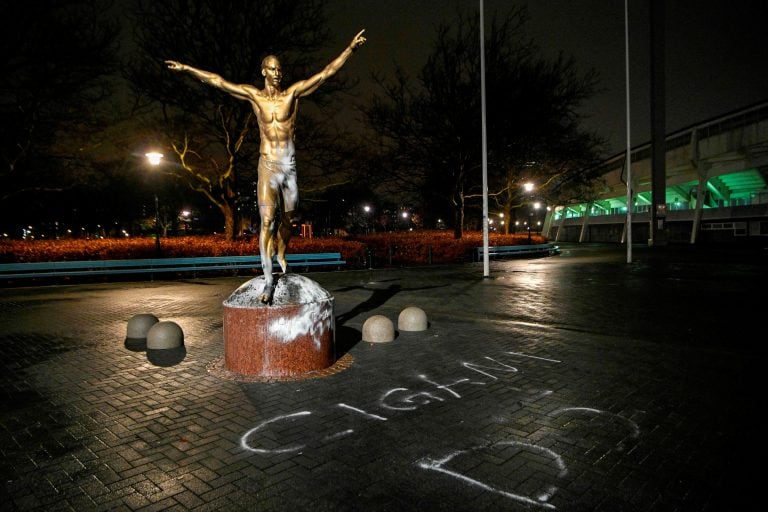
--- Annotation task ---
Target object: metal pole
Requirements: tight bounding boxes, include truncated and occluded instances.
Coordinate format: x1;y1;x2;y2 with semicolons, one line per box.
480;0;490;278
624;0;633;263
527;210;532;243
154;193;161;256
145;151;164;257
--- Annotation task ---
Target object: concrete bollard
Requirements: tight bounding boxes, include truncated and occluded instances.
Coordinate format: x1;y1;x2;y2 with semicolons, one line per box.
398;306;428;332
146;321;184;349
362;315;395;343
126;313;159;340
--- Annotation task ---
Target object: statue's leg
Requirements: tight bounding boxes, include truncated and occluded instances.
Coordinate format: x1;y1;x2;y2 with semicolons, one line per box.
277;169;299;274
276;210;294;273
258;206;277;303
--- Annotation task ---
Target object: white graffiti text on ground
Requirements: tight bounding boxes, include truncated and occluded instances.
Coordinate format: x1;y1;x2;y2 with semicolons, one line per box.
239;350;640;509
417;441;567;510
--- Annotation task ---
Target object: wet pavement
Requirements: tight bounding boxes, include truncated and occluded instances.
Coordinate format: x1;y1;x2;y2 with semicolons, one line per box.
0;242;765;511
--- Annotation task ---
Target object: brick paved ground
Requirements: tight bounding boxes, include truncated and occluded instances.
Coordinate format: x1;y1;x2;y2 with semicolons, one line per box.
0;243;764;511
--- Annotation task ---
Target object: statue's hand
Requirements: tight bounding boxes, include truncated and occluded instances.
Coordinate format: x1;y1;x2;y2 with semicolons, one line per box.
351;29;366;50
165;60;183;71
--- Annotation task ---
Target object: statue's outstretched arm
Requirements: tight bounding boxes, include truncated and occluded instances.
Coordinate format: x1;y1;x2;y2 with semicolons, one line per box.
292;29;366;97
165;60;252;101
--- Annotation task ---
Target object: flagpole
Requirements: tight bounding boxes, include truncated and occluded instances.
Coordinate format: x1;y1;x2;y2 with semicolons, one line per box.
624;0;633;263
480;0;490;277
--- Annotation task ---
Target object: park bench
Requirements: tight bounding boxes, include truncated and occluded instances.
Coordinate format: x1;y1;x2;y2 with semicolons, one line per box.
0;253;345;280
476;243;560;260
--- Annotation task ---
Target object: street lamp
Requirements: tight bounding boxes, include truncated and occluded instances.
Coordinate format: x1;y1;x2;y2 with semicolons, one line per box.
180;210;191;233
523;182;535;243
400;210;409;231
533;202;542;236
363;204;372;234
145;152;164;255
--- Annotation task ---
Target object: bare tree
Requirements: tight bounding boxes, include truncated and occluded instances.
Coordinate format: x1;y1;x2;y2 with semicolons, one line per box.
362;4;604;239
0;0;119;221
125;0;356;240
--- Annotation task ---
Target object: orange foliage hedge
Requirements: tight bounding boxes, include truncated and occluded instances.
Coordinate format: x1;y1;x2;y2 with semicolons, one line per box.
352;230;547;265
0;231;548;267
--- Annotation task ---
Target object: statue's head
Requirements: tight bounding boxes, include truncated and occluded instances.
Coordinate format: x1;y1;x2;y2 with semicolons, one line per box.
261;55;282;88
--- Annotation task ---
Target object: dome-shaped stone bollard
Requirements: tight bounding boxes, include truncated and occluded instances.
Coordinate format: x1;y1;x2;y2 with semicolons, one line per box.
362;315;395;343
146;321;184;349
126;313;159;340
398;306;428;332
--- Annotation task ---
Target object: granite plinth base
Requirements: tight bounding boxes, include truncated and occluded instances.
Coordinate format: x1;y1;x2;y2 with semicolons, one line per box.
222;274;335;378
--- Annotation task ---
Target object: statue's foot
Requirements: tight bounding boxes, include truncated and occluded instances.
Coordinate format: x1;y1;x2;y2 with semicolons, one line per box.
260;281;275;304
259;289;274;304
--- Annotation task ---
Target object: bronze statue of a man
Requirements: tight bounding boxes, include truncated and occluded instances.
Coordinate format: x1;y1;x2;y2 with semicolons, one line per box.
166;29;366;303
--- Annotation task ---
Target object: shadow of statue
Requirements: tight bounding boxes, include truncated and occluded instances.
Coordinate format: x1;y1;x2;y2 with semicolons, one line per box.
333;280;448;357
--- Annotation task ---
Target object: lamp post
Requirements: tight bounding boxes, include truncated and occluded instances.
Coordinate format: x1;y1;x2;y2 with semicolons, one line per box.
363;204;372;234
145;152;164;256
180;210;191;233
523;182;535;243
527;216;532;243
532;202;542;239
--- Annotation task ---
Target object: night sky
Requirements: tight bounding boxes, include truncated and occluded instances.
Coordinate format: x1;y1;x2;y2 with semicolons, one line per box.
326;0;768;156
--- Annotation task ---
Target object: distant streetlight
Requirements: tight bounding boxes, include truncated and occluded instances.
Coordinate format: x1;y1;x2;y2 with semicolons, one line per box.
180;210;192;233
523;182;536;243
362;204;372;233
145;151;164;255
399;210;411;231
145;151;163;166
533;202;542;236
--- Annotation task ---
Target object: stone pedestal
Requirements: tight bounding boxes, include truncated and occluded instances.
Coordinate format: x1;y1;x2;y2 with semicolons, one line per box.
223;274;335;378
